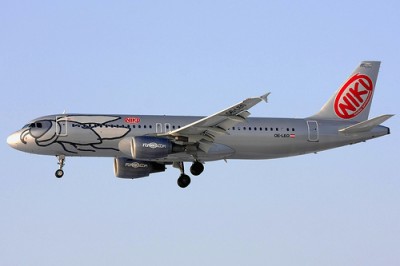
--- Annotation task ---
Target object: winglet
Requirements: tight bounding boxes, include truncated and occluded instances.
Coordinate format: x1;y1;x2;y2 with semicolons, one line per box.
260;92;271;103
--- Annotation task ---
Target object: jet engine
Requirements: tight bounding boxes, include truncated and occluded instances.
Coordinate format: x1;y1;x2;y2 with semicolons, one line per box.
114;157;165;179
119;136;181;160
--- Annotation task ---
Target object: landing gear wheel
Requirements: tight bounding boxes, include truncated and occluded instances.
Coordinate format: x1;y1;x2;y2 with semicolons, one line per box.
55;169;64;178
55;155;66;178
190;161;204;176
177;174;191;188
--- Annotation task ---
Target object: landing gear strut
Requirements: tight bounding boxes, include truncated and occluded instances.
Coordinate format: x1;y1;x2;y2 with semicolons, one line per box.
55;155;65;178
177;162;191;188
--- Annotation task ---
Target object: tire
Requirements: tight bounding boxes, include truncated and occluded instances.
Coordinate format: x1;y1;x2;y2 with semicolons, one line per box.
190;162;204;176
177;174;191;188
55;169;64;178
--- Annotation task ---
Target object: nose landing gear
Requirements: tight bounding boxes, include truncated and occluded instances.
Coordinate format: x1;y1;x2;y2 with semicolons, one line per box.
55;155;65;178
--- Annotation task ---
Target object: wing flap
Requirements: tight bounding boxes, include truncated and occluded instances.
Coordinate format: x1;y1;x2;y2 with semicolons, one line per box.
216;111;251;130
198;126;229;135
198;140;235;156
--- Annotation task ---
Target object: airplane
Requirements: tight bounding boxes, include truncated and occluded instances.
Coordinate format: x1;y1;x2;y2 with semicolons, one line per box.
7;61;393;188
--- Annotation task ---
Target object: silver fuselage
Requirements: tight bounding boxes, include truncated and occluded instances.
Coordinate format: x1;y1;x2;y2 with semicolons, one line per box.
8;114;390;162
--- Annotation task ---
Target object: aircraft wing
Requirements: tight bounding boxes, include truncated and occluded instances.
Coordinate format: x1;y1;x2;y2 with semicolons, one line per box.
159;93;270;152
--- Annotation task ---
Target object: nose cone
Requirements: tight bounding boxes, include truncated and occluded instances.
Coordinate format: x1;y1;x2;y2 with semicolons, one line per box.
7;132;21;149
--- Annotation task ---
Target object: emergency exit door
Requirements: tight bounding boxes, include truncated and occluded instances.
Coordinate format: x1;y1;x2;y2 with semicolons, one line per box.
307;120;319;142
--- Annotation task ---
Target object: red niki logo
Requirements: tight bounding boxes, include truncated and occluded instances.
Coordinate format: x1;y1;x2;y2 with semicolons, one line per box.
334;73;374;119
124;117;141;124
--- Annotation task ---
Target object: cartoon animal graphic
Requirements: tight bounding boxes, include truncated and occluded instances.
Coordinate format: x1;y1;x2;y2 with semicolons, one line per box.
20;115;131;154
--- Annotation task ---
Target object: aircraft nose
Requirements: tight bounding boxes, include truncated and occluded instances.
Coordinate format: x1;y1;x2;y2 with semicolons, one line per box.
7;132;20;148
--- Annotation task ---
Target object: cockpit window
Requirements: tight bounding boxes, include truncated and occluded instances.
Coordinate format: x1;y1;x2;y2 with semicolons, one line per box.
23;122;45;129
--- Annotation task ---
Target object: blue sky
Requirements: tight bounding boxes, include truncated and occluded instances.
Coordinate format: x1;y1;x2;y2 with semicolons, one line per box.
1;1;399;265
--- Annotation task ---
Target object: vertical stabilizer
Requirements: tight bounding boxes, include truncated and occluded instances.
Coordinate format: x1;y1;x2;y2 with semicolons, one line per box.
311;61;380;121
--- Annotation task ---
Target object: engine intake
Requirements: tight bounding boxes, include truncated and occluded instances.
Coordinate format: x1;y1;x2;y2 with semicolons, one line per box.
119;136;173;160
114;157;165;179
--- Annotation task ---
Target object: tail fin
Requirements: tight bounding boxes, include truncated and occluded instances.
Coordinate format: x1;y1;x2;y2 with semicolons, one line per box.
311;61;381;121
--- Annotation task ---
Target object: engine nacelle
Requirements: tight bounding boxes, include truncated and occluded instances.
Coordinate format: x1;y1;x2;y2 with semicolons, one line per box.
118;136;173;160
114;157;165;179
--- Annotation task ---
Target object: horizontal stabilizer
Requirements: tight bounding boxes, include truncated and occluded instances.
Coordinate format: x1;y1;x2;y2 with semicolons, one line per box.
339;114;394;134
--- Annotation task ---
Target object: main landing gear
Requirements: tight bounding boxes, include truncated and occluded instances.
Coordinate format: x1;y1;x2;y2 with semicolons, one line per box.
176;161;204;188
55;155;65;178
190;161;204;176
